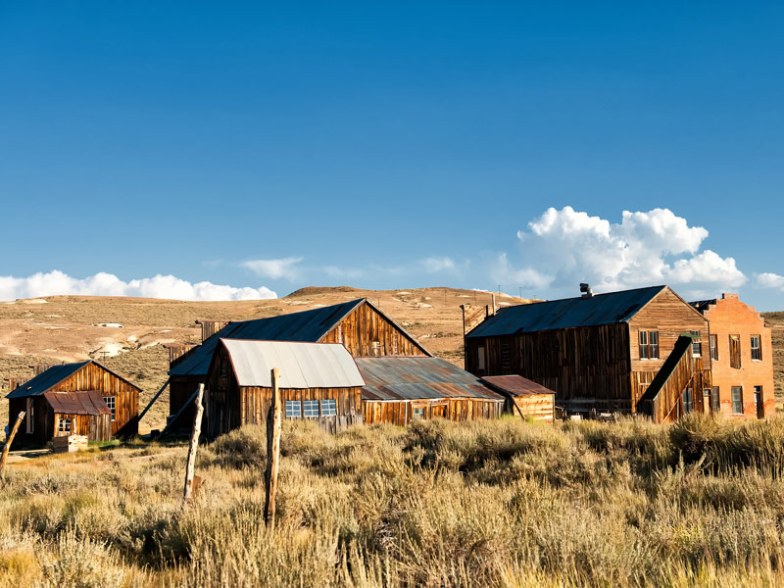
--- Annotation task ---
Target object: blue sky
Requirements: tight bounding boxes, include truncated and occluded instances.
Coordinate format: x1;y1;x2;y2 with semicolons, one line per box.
1;2;783;309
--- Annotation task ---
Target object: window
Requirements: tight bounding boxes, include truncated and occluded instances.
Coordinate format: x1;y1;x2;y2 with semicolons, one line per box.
58;417;71;434
103;396;116;422
690;331;702;357
477;346;485;371
285;400;302;419
709;335;718;360
683;388;693;413
303;400;320;418
413;407;425;419
729;335;741;369
639;330;660;359
320;399;337;417
731;386;744;414
711;387;720;413
751;335;762;361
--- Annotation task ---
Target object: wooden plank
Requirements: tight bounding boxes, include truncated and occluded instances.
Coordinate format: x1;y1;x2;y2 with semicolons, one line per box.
0;411;25;478
264;368;282;528
182;384;205;506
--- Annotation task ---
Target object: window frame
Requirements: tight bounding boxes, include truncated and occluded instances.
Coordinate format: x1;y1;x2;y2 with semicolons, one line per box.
103;396;116;422
638;330;660;360
750;335;762;361
690;331;702;358
302;400;320;419
711;386;720;413
683;388;693;413
285;400;302;419
58;416;72;434
320;399;337;417
731;386;744;415
709;334;718;361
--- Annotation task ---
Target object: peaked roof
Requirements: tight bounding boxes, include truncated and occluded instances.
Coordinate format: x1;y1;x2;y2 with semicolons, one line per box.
466;285;668;338
356;357;503;402
170;298;429;377
218;339;364;389
5;360;141;400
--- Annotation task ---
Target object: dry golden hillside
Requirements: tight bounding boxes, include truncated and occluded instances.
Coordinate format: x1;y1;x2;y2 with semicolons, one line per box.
1;287;781;433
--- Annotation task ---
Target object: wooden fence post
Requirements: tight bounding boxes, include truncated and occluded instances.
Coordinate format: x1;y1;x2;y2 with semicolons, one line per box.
264;368;282;528
182;384;205;505
0;411;26;480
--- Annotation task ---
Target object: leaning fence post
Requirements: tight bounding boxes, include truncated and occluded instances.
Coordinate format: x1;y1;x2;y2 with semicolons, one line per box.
264;367;282;528
182;384;205;505
0;411;26;480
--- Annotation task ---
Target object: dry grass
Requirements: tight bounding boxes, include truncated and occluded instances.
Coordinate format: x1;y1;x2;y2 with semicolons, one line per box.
2;416;784;586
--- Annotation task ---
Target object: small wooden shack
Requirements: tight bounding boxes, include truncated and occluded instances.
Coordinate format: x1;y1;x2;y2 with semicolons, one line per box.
169;298;430;433
480;375;556;423
357;357;505;426
204;339;365;438
6;360;140;446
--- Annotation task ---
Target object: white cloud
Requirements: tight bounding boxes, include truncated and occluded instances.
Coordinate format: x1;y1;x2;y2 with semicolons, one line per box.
497;206;747;298
0;270;276;301
757;272;784;291
420;257;458;273
323;265;364;280
242;257;303;281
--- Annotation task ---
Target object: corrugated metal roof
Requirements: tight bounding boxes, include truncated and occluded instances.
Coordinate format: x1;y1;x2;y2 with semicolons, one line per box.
6;362;90;399
355;357;504;402
481;375;556;397
43;390;111;416
170;299;364;377
466;285;667;338
220;339;365;389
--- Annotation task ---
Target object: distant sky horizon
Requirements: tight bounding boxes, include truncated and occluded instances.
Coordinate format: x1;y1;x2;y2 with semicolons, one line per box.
2;2;783;310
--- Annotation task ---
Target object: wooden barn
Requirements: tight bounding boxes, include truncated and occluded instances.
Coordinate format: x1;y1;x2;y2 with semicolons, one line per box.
690;293;774;419
166;298;429;432
480;375;556;424
465;285;711;422
204;339;365;438
357;357;504;426
5;360;141;446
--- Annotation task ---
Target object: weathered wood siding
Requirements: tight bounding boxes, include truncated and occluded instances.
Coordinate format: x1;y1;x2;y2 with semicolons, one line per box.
8;396;50;447
362;398;503;426
322;302;428;357
466;323;632;411
51;413;113;442
168;376;202;432
512;394;555;424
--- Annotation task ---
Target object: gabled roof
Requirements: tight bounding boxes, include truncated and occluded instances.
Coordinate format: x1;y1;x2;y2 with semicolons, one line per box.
6;360;141;400
356;357;503;402
480;375;556;397
218;339;364;389
466;285;668;338
6;362;89;399
44;390;111;416
170;298;429;378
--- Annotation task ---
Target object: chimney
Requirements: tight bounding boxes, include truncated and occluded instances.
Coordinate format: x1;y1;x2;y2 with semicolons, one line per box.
579;283;593;298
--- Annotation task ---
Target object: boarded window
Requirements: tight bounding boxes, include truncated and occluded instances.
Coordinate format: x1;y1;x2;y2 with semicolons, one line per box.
285;400;302;419
729;335;741;369
711;386;720;412
303;400;320;418
320;399;337;417
639;330;660;359
750;335;762;361
709;335;718;360
103;396;116;422
731;386;743;414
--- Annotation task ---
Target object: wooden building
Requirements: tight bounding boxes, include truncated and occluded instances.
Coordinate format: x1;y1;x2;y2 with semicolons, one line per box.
690;293;774;419
167;298;429;431
204;339;364;438
357;357;504;426
5;361;140;446
480;375;556;424
465;285;711;422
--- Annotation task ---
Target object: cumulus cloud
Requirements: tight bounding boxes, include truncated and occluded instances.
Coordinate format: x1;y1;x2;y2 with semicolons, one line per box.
242;257;303;281
497;206;746;297
0;270;276;301
757;272;784;291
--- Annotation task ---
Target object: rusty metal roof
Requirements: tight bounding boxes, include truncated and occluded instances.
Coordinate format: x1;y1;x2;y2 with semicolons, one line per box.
170;298;430;378
355;357;504;402
220;339;365;389
43;390;111;416
466;285;667;338
481;375;556;397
